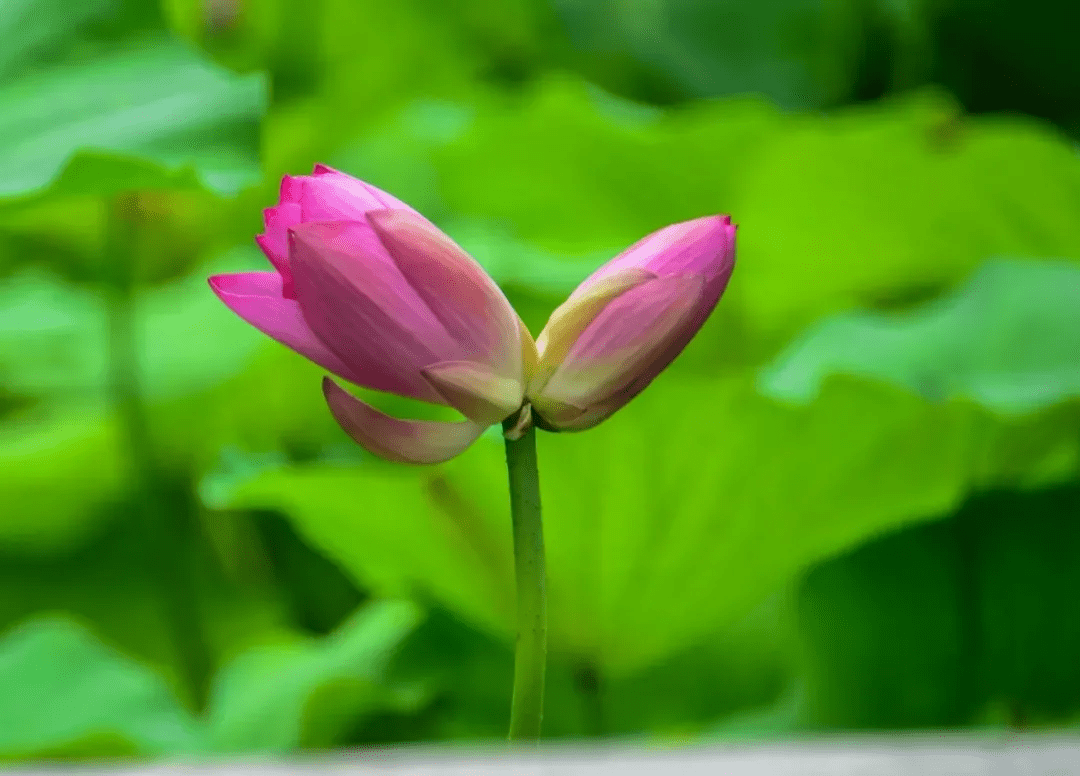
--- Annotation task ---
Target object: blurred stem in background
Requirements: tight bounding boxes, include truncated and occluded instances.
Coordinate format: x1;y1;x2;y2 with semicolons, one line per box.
575;662;605;737
105;194;212;710
503;411;547;741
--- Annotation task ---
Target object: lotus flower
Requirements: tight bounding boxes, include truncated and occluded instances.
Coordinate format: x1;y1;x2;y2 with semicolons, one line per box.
210;165;736;464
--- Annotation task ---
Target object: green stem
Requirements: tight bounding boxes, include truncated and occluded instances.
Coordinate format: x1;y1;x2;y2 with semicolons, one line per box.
502;413;547;741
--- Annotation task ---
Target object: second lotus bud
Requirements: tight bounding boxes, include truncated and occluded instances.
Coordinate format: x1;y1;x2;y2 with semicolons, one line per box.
525;215;737;432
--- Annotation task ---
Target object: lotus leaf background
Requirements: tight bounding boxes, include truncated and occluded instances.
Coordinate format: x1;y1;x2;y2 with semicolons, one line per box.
0;0;1078;759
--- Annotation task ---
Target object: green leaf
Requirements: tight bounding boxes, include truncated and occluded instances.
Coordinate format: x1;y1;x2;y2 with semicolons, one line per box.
597;592;797;737
760;258;1080;416
927;0;1080;140
431;77;774;255
0;615;199;758
555;0;865;107
724;95;1080;345
702;685;808;742
0;602;426;758
0;487;295;713
0;246;329;552
971;484;1080;721
0;406;127;553
378;596;796;740
0;0;266;203
0;271;107;401
203;599;425;752
535;377;977;674
0;246;270;404
797;517;980;728
219;458;517;638
221;370;1077;676
425;81;1080;360
796;481;1080;727
366;605;519;740
311;81;1080;378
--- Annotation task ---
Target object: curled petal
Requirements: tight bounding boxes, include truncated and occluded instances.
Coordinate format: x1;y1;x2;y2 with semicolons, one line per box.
532;266;655;393
288;221;458;402
367;209;522;380
535;274;707;416
421;360;523;426
322;377;485;464
207;272;361;384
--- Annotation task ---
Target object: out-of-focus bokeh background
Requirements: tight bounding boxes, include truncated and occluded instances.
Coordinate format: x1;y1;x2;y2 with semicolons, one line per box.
0;0;1079;759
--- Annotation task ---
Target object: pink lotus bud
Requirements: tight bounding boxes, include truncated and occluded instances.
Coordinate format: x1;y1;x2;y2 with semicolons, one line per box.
210;165;735;463
209;165;534;464
527;216;736;431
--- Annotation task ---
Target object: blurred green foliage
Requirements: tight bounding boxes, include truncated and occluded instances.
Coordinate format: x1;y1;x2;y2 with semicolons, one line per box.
0;599;422;757
0;0;1078;759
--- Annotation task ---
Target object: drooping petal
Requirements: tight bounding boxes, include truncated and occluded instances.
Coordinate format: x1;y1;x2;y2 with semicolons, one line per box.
579;216;736;288
207;272;362;383
421;360;524;426
367;209;522;379
322;377;485;464
288;220;457;403
534;274;707;414
531;266;655;393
